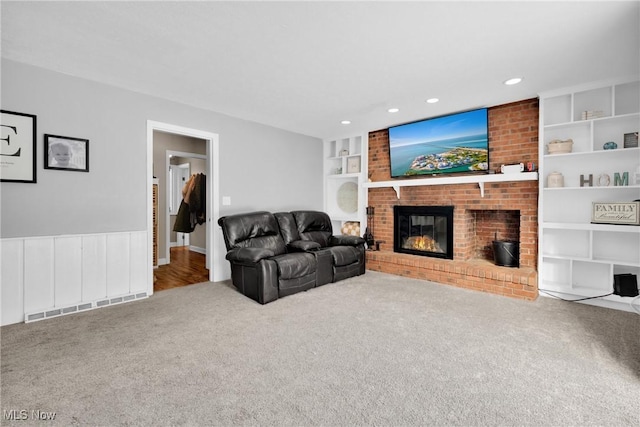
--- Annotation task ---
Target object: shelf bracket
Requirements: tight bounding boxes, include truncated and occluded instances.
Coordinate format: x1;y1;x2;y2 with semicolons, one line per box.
478;182;485;197
392;185;400;199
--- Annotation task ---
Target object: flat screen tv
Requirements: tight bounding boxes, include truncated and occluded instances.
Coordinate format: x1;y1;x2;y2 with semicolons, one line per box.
388;108;489;178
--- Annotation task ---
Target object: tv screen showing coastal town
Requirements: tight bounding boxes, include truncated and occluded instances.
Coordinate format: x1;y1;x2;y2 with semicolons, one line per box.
389;108;488;178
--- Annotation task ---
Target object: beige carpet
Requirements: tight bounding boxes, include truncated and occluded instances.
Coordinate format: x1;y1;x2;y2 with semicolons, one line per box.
1;271;639;426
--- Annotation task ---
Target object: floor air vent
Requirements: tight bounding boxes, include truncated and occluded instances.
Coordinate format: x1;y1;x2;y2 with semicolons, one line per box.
25;292;148;323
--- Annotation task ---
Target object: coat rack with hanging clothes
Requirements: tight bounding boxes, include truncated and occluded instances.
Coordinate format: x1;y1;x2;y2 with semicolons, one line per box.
173;173;206;233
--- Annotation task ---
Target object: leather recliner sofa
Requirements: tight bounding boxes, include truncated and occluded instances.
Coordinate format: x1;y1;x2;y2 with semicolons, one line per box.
218;210;366;304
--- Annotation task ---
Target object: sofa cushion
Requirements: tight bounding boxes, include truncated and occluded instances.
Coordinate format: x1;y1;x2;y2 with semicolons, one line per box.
226;247;275;264
219;211;286;256
328;246;359;267
291;210;333;247
274;212;299;245
330;234;366;246
271;252;316;280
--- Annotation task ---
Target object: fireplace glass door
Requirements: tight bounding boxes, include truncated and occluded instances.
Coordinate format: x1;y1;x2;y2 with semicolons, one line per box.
394;206;454;259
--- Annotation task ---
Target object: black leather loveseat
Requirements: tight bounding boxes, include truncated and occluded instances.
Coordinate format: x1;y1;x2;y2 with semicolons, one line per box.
218;210;365;304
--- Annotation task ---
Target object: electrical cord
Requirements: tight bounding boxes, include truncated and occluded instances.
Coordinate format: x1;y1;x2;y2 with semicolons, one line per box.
538;289;613;302
540;289;640;315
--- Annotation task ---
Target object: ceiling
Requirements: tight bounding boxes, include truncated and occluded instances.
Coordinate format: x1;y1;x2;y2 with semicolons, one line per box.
2;1;639;139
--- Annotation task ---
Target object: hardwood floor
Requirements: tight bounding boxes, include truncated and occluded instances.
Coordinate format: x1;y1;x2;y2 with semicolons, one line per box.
154;247;209;292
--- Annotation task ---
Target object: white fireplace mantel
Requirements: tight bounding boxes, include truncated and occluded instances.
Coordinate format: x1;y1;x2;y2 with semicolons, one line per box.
362;172;539;198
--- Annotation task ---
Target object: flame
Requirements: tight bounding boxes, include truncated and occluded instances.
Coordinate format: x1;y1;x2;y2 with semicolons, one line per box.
403;236;443;252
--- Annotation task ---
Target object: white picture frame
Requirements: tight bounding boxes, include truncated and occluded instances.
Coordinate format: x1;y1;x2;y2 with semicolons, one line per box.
0;110;37;183
347;156;360;174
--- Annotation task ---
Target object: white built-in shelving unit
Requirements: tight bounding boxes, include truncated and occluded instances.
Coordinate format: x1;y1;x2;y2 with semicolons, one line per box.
538;77;640;312
323;134;368;235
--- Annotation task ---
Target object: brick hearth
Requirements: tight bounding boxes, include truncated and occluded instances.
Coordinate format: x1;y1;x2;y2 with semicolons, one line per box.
366;99;539;300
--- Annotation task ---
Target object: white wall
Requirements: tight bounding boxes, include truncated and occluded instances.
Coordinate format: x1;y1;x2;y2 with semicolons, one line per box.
0;59;323;325
0;59;323;238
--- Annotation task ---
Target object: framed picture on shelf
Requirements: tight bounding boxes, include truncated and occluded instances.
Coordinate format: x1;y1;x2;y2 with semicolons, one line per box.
0;110;37;183
44;134;89;172
347;156;361;174
623;132;638;148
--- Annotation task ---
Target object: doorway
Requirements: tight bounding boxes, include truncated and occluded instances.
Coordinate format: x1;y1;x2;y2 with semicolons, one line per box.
169;161;191;249
164;150;207;265
146;120;222;297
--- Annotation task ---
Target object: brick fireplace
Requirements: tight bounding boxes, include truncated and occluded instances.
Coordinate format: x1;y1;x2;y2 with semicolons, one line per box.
366;99;539;300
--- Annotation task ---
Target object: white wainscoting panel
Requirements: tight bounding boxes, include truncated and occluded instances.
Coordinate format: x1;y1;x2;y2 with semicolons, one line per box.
24;238;55;314
1;231;151;326
54;236;83;307
106;233;131;297
1;239;24;325
129;231;148;294
82;234;108;301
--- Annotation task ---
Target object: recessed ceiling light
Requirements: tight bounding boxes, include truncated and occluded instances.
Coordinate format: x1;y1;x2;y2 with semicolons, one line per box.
504;77;523;86
341;120;351;125
426;98;439;104
388;108;399;113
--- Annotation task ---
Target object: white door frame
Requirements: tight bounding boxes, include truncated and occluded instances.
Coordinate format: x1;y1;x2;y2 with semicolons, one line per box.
165;151;203;263
147;120;222;296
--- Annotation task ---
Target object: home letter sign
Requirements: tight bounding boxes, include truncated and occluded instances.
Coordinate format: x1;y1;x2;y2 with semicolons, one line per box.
614;172;629;186
580;174;593;187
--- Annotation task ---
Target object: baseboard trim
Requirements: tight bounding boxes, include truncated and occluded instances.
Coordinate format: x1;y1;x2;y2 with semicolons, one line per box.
190;245;206;255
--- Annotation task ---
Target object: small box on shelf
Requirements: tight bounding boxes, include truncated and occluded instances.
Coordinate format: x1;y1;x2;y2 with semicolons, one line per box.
591;201;640;225
581;110;605;120
613;274;639;297
623;132;638;148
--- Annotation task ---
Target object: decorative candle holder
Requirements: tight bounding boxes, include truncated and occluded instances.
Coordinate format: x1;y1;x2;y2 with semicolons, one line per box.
547;171;564;188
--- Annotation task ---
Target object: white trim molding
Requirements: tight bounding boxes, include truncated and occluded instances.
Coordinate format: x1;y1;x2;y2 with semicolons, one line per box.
146;120;224;287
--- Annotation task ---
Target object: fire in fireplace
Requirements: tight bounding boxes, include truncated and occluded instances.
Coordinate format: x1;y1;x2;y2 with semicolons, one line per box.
403;235;443;252
394;206;454;259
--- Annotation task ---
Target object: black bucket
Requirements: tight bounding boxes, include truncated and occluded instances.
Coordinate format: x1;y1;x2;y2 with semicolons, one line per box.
493;240;519;267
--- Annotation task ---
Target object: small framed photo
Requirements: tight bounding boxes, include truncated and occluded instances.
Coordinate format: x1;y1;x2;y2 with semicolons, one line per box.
44;134;89;172
1;110;37;183
347;156;361;174
623;132;638;149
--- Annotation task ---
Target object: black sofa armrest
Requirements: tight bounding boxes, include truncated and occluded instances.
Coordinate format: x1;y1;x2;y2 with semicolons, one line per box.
226;247;275;263
288;240;322;252
330;234;366;246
